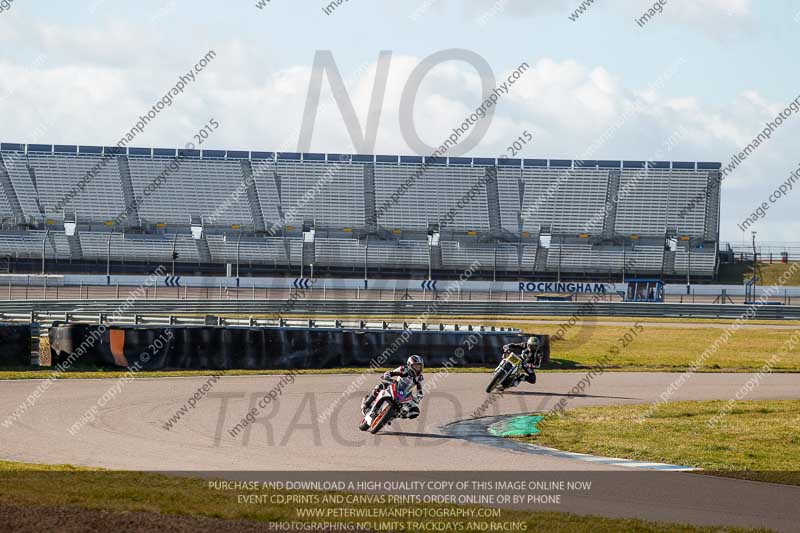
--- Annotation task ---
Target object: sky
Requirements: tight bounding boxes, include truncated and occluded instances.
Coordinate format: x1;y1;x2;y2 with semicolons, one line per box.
1;0;800;242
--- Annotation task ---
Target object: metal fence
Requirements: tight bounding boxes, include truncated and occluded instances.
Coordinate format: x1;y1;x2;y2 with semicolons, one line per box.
2;299;799;320
724;241;800;261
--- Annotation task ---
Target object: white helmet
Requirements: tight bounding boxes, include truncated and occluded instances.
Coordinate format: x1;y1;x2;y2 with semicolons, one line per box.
527;336;539;350
407;354;424;376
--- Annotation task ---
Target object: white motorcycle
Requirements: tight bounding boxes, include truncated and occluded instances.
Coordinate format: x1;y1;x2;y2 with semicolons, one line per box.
359;376;420;434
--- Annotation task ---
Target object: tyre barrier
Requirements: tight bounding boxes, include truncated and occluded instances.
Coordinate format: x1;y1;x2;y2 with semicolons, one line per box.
48;324;550;370
0;323;31;367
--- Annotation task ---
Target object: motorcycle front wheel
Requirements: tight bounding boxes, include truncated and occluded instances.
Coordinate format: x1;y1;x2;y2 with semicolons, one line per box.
486;367;509;393
369;400;396;434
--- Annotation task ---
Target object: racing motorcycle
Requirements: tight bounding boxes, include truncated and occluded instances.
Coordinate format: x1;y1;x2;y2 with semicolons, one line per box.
485;350;524;393
359;376;419;434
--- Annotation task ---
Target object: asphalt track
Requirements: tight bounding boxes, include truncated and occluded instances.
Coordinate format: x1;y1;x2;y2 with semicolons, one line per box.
2;372;800;531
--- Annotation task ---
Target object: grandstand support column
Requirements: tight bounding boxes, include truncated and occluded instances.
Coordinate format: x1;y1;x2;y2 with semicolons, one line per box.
117;156;142;227
485;166;502;234
241;161;266;232
0;154;24;219
602;170;621;239
363;163;377;233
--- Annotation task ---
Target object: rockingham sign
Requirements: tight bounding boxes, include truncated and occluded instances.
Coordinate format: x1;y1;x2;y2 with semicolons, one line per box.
55;274;618;295
518;282;612;294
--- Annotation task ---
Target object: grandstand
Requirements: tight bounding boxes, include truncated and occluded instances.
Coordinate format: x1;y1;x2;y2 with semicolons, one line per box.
0;143;721;280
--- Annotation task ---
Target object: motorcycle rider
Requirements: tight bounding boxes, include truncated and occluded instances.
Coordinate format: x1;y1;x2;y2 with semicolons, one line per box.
500;336;541;387
361;355;424;418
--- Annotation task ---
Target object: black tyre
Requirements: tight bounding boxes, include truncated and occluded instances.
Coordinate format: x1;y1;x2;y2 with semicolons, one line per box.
486;368;509;394
368;400;396;434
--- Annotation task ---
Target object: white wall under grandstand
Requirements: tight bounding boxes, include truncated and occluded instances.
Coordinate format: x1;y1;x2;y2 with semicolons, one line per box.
5;274;798;299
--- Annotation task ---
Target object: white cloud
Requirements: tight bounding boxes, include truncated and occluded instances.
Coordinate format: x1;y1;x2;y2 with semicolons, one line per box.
0;12;796;241
463;0;754;36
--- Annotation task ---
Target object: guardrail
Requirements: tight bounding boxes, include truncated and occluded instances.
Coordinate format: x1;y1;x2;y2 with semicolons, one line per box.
1;299;799;320
0;311;519;333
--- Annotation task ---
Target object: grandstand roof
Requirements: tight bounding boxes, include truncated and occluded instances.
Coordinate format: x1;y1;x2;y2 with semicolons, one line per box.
0;143;721;171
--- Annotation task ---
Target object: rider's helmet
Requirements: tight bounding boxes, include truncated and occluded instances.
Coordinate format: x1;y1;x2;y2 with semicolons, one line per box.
526;336;539;351
407;354;424;376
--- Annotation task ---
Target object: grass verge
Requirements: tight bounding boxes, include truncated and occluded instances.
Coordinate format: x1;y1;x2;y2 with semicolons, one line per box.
718;261;800;286
516;399;800;486
184;313;800;371
0;461;763;532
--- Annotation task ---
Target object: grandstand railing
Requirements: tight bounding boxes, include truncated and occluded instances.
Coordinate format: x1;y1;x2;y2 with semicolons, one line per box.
724;241;800;262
